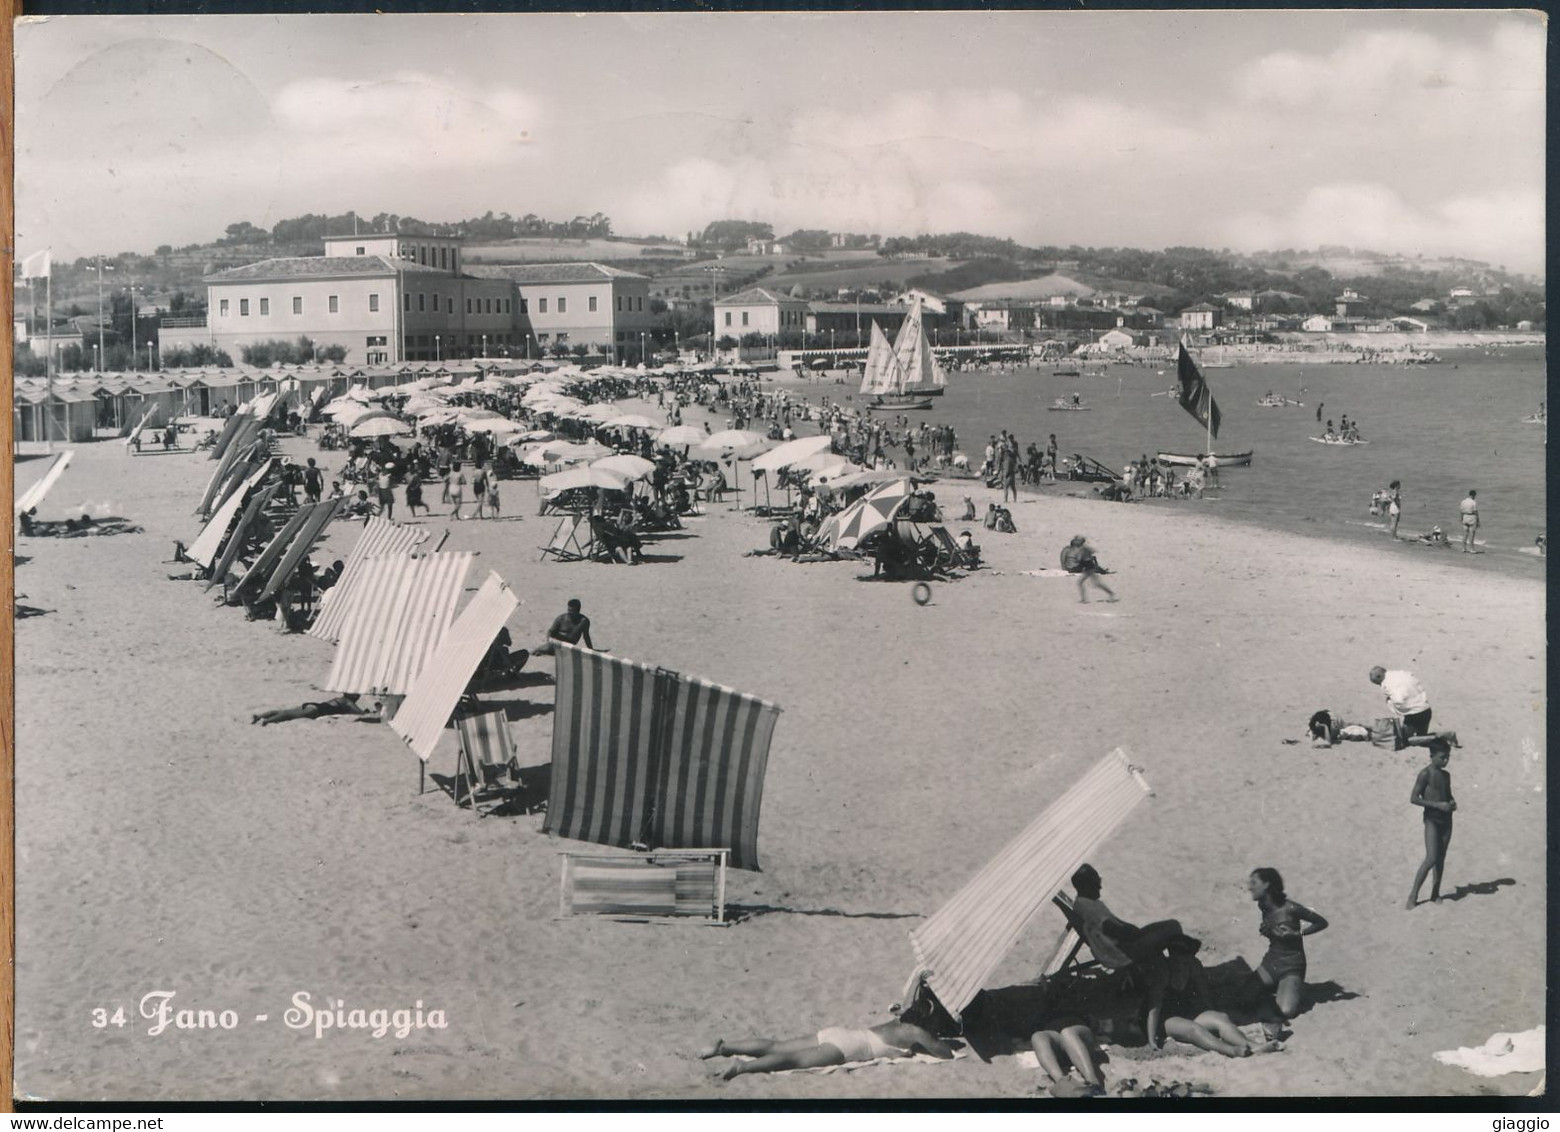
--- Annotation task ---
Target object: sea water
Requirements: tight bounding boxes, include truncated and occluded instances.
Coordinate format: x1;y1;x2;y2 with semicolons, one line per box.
774;345;1548;576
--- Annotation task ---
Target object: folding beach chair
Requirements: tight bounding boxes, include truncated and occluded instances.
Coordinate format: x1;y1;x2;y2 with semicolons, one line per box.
539;514;591;562
453;707;518;817
1040;891;1143;997
558;849;728;923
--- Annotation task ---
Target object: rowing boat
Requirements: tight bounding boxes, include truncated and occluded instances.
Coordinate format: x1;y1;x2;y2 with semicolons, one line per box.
1157;450;1253;467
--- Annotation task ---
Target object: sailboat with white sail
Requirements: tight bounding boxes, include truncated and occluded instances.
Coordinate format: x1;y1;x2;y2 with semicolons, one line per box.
893;299;947;398
860;320;933;411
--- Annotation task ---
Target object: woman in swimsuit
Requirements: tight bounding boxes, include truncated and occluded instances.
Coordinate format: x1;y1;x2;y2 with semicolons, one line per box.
699;1019;954;1079
1248;867;1328;1039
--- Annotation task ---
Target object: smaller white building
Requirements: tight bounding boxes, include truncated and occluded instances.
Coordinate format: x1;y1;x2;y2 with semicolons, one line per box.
1301;315;1334;333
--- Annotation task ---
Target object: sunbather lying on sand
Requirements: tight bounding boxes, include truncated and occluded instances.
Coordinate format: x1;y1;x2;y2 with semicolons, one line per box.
1305;710;1458;751
1030;1024;1108;1097
1158;947;1283;1058
251;693;381;726
699;1020;955;1078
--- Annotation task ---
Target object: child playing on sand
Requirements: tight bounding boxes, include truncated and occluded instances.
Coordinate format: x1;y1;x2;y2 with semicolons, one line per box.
1248;868;1327;1040
1407;739;1456;909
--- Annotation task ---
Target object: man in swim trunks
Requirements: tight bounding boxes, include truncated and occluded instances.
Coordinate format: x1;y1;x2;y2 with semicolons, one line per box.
1458;489;1479;552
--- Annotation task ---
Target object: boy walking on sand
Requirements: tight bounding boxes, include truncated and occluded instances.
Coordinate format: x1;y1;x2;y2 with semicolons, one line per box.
1459;489;1480;553
1407;739;1456;909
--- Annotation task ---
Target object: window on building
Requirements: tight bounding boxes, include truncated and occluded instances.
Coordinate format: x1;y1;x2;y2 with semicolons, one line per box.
404;293;411;312
292;296;303;315
355;245;365;256
558;297;567;314
616;295;623;312
418;293;425;312
637;296;644;312
447;298;453;314
742;311;749;327
369;293;379;313
240;298;250;316
589;296;598;313
420;247;427;266
556;333;568;343
466;298;473;315
504;298;511;314
724;312;732;327
520;298;528;314
538;298;548;313
366;335;388;347
538;333;550;343
220;299;230;317
329;295;339;314
259;298;270;316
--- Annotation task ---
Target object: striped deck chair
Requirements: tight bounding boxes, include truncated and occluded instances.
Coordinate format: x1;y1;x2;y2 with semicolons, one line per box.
453;707;517;817
558;850;728;923
539;513;592;562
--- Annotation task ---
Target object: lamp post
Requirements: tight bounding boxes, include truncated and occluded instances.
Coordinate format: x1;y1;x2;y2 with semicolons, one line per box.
146;340;155;371
481;334;488;357
435;335;441;362
87;258;113;370
127;283;140;370
640;330;646;365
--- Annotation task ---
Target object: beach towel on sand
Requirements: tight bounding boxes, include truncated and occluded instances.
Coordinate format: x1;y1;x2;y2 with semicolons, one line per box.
730;1046;967;1076
1434;1026;1545;1077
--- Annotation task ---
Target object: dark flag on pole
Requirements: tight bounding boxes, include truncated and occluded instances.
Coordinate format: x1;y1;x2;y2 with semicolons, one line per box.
1177;342;1222;440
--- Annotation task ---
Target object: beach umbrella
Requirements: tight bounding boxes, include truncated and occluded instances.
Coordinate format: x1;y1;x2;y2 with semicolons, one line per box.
821;477;913;551
578;404;626;423
506;428;557;444
655;425;706;447
322;398;371;419
751;434;836;473
591;454;656;481
800;460;854;483
695;429;769;457
540;465;633;493
607;413;662;431
824;466;900;491
519;439;615;466
463;417;523;435
349;413;413;439
456;408;506;422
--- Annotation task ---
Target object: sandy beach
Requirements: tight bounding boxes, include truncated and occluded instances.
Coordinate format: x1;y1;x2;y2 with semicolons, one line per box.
12;399;1545;1101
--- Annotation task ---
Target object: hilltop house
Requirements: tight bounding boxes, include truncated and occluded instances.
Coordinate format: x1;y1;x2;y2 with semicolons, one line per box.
1178;302;1221;331
1301;314;1335;333
1334;289;1370;317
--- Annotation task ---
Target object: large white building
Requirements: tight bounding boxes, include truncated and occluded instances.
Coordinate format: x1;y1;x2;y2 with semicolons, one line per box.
205;233;653;363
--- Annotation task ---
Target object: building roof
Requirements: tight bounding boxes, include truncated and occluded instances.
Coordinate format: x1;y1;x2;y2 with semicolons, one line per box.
467;262;647;284
1181;302;1220;313
206;256;399;283
713;286;806;307
806;302;906;315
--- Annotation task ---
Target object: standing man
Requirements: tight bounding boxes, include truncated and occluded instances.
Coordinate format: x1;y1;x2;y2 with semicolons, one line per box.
303;458;324;504
1458;489;1480;553
375;462;396;521
1369;665;1433;740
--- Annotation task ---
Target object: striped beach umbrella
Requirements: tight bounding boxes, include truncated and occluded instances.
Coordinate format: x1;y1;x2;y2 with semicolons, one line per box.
821;476;912;551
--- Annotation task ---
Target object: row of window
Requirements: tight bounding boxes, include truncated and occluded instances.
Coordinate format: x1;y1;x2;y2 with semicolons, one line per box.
219;287;647;321
222;294;376;317
403;333;516;347
400;244;457;272
720;307;801;328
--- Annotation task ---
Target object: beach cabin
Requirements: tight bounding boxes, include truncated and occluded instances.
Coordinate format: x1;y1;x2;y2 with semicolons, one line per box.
15;386;100;443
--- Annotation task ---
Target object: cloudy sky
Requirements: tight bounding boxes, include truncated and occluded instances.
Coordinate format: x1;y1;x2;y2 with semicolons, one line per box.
14;10;1547;274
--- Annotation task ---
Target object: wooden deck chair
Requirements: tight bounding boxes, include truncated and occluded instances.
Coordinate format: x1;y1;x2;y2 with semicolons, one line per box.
926;524;979;570
558;849;728;923
539;513;590;562
1041;891;1141;995
453;708;517;817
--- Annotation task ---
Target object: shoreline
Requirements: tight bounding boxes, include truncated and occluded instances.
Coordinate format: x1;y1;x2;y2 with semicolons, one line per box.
12;396;1547;1102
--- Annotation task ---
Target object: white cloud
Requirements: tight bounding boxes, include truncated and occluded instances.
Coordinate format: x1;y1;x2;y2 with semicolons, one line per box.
1225;183;1545;273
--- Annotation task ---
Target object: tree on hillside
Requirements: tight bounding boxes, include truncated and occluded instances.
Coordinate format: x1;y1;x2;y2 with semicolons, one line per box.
221;221;269;245
697;220;774;250
784;229;833;252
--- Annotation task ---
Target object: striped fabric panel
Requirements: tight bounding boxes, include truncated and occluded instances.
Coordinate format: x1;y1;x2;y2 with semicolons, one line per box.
231;501;315;597
568;860;679;916
909;749;1153;1019
672;859;720;917
308;517;432;642
204;483;278;591
650;675;780;872
324;551;472;695
123;404;158;448
188;459;274;568
206;411;248;462
198;419;260;513
255;496;344;602
543;645;660;852
458;708;514;769
389;571;519;761
15;450;73;514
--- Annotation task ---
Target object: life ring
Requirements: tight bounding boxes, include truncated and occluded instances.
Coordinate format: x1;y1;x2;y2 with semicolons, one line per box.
912;582;932;606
